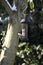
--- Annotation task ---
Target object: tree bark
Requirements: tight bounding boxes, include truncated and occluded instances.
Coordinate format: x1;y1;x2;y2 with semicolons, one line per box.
0;0;27;65
0;18;19;65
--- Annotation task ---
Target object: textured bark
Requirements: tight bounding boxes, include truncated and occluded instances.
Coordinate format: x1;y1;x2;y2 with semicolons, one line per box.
0;0;27;65
0;20;19;65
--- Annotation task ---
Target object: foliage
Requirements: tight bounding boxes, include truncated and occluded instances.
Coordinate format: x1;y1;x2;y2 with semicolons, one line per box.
14;42;43;65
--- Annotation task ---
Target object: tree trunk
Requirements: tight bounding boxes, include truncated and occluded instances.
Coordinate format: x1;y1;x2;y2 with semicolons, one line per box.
0;21;19;65
0;0;27;65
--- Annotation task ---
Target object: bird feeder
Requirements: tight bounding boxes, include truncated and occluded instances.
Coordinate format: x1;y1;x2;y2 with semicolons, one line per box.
20;19;29;42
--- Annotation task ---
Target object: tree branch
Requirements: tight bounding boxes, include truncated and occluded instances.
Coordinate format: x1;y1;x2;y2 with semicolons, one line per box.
5;0;17;11
1;0;14;16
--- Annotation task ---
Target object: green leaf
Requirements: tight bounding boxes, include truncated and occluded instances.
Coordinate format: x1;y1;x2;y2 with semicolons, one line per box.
30;2;34;9
18;42;26;48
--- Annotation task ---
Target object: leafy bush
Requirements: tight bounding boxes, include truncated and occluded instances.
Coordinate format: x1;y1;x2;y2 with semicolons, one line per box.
15;42;43;65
